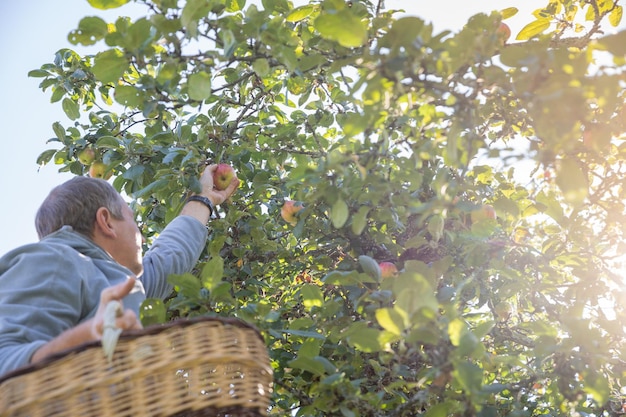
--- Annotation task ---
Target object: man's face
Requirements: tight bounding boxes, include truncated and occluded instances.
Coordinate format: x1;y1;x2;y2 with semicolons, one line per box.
111;202;144;276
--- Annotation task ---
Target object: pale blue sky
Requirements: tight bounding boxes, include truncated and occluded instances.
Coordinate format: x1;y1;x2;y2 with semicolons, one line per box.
0;0;609;255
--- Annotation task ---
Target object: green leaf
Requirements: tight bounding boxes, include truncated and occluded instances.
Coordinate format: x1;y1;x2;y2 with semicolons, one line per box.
122;164;145;181
288;356;326;376
351;206;369;235
114;85;144;107
139;298;167;326
286;4;315;22
181;0;211;33
555;158;588;207
87;0;129;9
167;273;201;298
358;255;381;281
132;178;169;199
314;10;367;48
96;136;122;149
378;17;425;50
188;72;212;101
201;256;224;290
68;16;109;45
301;284;324;309
331;197;349;228
453;361;483;393
346;324;385;352
375;307;407;336
37;149;57;166
252;58;270;77
92;49;128;84
52;122;66;142
516;18;550;40
61;98;80;120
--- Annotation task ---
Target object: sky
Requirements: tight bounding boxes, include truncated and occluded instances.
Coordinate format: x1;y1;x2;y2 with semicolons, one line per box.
0;0;614;256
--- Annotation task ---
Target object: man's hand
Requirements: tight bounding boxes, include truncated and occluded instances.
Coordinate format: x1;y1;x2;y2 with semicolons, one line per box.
91;277;143;340
30;277;143;365
198;163;240;205
182;164;240;224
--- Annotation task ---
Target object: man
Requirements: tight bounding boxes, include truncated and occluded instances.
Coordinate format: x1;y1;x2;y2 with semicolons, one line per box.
0;164;239;376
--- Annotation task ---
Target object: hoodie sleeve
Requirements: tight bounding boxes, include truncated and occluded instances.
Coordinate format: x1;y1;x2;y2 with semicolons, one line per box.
141;215;208;299
0;244;94;377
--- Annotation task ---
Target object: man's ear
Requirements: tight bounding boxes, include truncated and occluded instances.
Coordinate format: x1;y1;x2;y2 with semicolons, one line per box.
93;207;117;239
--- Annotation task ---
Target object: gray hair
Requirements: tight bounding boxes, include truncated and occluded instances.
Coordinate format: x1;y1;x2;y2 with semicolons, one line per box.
35;176;125;239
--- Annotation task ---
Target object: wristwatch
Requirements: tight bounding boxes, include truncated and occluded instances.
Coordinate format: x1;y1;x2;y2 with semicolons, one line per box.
187;195;220;219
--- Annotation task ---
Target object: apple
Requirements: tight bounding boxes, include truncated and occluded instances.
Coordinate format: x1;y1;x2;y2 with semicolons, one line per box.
470;204;496;223
281;200;304;225
213;163;236;191
379;262;398;279
89;161;112;180
77;147;95;165
496;22;511;45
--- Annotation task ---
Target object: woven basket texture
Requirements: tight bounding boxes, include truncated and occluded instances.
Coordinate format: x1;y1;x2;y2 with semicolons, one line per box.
0;317;272;417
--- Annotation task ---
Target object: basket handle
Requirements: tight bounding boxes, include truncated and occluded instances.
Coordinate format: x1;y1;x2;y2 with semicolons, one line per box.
101;300;123;363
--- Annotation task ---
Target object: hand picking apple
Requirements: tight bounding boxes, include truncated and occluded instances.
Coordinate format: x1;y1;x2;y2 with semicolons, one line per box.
213;163;237;190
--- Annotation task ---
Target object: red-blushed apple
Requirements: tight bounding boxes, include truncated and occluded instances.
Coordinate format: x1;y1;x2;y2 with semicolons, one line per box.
77;147;95;165
470;204;496;223
281;200;304;226
496;22;511;45
379;262;398;279
213;163;236;191
89;161;112;180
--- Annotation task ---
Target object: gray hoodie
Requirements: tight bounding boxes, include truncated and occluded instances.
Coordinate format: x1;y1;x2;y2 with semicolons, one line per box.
0;215;207;376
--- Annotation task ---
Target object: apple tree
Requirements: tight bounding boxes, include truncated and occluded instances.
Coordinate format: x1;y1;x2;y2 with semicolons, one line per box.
30;0;626;415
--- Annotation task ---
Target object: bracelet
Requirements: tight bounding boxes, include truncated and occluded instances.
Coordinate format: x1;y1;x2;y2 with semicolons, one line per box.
187;195;220;219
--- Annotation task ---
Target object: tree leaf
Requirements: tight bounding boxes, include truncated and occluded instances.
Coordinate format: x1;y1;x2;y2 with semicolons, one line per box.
286;4;315;22
201;256;224;290
358;255;381;281
331;197;349;228
314;10;367;48
609;5;623;26
516;18;550;40
452;361;483;393
139;298;167;326
500;7;518;19
61;98;80;120
375;307;407;336
555;158;588;207
188;72;212;101
351;206;370;235
87;0;129;10
301;284;324;309
92;49;128;84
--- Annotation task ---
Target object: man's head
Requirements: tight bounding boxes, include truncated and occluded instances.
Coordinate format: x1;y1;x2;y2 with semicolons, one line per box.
36;177;144;275
36;176;125;239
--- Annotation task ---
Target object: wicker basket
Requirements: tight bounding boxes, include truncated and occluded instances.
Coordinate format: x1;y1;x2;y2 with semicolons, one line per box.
0;316;273;417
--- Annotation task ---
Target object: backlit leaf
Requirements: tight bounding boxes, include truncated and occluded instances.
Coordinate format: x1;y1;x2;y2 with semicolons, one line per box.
92;49;128;84
516;18;550;40
314;10;367;48
87;0;129;9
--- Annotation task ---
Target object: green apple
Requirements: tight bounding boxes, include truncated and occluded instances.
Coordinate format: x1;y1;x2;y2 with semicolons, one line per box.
213;163;236;190
77;147;96;165
89;161;112;180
